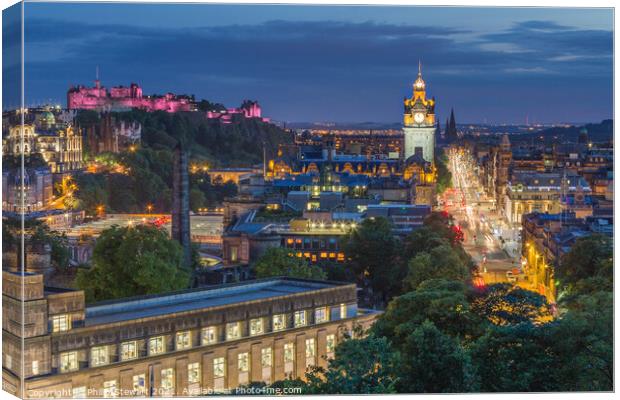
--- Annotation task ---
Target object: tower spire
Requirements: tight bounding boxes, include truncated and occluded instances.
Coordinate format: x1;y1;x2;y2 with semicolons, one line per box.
418;60;422;76
95;65;101;89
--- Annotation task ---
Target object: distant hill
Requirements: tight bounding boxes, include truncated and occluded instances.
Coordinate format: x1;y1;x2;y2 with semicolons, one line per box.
531;119;613;143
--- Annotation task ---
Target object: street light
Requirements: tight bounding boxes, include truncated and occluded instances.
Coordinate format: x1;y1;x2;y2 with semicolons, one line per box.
146;204;153;215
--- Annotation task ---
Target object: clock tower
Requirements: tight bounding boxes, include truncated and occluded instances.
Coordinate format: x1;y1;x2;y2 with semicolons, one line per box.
403;62;436;163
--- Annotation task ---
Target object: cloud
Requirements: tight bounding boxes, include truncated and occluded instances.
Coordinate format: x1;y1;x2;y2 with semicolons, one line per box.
11;17;614;122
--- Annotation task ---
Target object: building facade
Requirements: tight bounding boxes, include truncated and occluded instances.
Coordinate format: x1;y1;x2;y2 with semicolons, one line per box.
402;64;436;163
4;123;83;173
503;171;592;225
3;273;378;398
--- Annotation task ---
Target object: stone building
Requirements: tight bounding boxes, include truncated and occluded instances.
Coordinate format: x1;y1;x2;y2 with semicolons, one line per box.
2;272;378;398
3;121;83;173
2;167;53;213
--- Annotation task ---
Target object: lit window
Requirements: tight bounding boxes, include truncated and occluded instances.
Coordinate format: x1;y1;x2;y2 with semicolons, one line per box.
305;338;316;366
103;380;117;398
149;336;165;355
261;347;273;368
121;341;137;361
32;360;39;375
91;346;109;366
272;314;286;331
52;314;71;332
284;343;295;363
340;303;347;319
188;362;200;384
250;318;264;336
202;326;217;345
133;374;145;396
72;386;86;398
315;307;328;323
326;334;336;356
226;322;240;340
213;357;225;378
176;331;191;350
161;368;175;391
60;352;78;372
294;311;306;327
238;352;250;372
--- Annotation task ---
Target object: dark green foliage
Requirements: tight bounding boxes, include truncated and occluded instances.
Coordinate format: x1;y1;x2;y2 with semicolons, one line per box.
340;217;405;302
435;148;452;194
373;279;483;345
75;225;190;302
254;247;326;280
303;334;399;394
397;320;477;393
557;234;612;294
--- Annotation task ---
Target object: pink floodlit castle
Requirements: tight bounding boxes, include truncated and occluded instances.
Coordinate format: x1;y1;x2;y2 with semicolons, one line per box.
206;100;270;124
67;79;194;112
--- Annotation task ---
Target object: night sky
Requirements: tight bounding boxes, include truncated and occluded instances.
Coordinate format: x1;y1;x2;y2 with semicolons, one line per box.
3;3;613;124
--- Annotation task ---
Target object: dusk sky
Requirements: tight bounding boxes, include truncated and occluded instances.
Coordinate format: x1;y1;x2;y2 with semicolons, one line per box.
3;3;614;124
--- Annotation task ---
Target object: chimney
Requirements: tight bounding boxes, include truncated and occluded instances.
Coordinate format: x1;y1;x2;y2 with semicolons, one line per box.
171;143;191;267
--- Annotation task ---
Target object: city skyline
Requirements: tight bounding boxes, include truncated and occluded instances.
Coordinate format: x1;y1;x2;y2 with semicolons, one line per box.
3;3;614;124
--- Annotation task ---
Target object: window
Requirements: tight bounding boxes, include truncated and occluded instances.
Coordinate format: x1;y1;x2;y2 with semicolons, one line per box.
294;311;306;327
161;368;175;391
149;336;165;355
213;357;225;378
32;360;39;375
250;318;263;336
238;352;250;372
326;334;336;355
72;386;86;398
5;355;12;370
103;380;117;398
176;331;191;350
261;347;273;368
340;303;347;319
284;343;295;363
202;326;217;345
121;341;137;361
133;374;145;395
52;314;71;332
305;338;316;366
60;352;78;372
272;314;286;331
91;346;108;367
315;307;328;323
188;362;200;384
226;322;240;340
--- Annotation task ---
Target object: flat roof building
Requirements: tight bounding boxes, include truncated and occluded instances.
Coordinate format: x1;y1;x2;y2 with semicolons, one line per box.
2;272;378;398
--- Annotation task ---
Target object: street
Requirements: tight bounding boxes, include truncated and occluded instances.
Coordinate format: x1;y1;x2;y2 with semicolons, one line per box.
441;147;521;285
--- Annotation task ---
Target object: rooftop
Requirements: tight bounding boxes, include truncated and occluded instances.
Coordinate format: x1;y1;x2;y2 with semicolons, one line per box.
84;278;344;327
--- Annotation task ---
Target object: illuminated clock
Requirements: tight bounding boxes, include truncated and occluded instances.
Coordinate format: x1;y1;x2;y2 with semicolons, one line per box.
414;112;425;124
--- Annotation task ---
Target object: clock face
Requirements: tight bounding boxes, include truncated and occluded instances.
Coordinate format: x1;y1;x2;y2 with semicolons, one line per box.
414;112;425;123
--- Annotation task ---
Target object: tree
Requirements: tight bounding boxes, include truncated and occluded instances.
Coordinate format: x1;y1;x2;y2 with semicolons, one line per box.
304;335;399;394
405;244;470;290
76;225;190;302
548;290;612;391
254;248;326;280
397;320;477;393
373;280;483;346
469;283;552;326
557;234;612;294
470;323;558;392
340;217;404;302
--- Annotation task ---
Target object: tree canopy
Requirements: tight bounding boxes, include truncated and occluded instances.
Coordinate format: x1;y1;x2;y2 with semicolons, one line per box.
254;247;326;280
76;224;190;302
